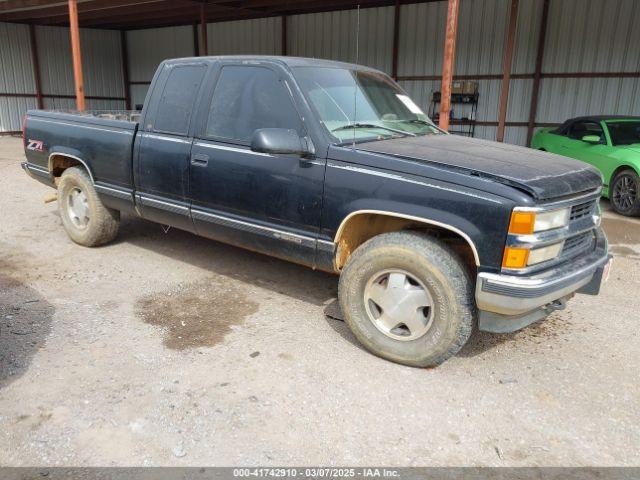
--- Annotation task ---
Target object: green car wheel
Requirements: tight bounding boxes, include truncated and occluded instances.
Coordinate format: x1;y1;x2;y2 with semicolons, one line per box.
611;169;640;216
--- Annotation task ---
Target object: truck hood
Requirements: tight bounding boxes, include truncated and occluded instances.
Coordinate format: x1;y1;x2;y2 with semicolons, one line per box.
356;134;603;201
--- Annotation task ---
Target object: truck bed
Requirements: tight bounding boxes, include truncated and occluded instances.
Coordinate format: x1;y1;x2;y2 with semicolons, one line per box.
23;110;139;194
49;109;142;123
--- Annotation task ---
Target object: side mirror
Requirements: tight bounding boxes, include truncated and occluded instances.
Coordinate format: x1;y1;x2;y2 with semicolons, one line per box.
250;128;311;156
582;135;601;144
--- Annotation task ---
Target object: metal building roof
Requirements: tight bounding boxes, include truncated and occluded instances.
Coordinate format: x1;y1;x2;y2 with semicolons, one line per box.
0;0;425;30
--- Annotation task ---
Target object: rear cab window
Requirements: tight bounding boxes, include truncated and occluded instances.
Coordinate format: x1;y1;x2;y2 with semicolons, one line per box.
152;64;207;136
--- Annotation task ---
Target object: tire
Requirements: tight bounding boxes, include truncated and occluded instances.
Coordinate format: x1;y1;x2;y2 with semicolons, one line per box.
338;231;475;367
610;169;640;217
57;166;120;246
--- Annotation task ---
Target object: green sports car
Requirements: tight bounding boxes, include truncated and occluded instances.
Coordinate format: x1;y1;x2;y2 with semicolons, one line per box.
531;116;640;216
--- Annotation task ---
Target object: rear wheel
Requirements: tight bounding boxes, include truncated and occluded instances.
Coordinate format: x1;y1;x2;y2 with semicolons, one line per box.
610;169;640;217
338;231;475;367
58;167;120;246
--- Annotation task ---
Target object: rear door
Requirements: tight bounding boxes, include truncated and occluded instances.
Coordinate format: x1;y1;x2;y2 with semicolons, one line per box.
133;61;208;232
189;62;326;267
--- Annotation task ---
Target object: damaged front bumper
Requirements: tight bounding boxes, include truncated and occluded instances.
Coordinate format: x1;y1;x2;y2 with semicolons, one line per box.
475;229;612;333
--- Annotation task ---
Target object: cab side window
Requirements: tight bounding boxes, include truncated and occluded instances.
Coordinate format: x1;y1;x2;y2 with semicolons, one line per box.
568;121;603;141
205;65;303;143
154;65;207;135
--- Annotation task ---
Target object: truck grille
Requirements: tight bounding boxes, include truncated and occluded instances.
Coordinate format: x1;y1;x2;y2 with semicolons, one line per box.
561;231;595;260
570;200;597;221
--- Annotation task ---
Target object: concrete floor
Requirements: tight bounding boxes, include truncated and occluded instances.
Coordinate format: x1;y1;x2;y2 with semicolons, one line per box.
0;136;638;466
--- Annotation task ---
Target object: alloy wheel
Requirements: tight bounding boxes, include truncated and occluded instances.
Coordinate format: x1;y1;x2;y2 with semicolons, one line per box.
612;174;638;213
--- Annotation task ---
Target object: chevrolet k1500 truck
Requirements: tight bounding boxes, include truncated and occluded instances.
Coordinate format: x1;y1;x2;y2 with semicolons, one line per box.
22;56;612;367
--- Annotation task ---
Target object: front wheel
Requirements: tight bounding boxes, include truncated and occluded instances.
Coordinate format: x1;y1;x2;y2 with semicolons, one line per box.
58;166;120;246
610;169;640;217
338;231;475;367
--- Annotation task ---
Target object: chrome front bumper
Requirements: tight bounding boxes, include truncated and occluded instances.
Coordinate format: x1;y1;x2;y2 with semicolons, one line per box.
476;228;612;333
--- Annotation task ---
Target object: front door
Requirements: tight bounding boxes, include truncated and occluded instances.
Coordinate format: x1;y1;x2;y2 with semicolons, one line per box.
559;120;611;168
189;63;325;267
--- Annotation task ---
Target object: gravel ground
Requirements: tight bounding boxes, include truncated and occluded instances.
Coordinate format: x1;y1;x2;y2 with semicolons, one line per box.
0;136;638;466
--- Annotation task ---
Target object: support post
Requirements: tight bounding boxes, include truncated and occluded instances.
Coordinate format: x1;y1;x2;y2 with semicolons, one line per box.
28;24;43;109
192;23;200;56
281;15;287;56
200;2;208;56
391;0;400;80
439;0;460;132
526;0;550;146
68;0;85;111
496;0;519;142
120;30;131;110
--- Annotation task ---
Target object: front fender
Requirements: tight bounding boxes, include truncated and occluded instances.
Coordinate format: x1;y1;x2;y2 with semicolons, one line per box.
321;160;514;271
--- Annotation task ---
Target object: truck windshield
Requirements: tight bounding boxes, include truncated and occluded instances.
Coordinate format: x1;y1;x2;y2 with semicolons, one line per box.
606;121;640;146
292;66;441;143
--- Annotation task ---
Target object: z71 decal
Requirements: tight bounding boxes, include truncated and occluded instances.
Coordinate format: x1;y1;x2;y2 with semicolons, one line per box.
27;139;44;152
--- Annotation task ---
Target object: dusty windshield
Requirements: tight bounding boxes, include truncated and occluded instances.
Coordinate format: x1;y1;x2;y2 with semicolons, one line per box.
292;66;441;143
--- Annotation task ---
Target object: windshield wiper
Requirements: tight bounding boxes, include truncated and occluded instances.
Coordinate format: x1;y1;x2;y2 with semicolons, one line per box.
400;118;436;127
331;123;416;137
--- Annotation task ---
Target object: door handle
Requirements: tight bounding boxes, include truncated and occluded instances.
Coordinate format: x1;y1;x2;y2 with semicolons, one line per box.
191;154;209;166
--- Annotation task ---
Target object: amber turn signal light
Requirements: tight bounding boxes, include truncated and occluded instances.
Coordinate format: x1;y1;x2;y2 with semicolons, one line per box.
502;247;529;269
508;211;535;235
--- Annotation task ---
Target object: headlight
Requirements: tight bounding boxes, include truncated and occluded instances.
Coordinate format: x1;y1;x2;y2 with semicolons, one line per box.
534;208;570;231
503;206;570;269
508;207;570;234
502;241;564;268
527;241;564;265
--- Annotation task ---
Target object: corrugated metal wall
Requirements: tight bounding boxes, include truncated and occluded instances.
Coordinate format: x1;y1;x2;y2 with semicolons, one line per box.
126;25;194;107
288;7;395;74
397;0;542;143
36;25;124;103
2;0;639;141
205;17;282;56
536;0;640;123
0;22;125;133
0;22;37;132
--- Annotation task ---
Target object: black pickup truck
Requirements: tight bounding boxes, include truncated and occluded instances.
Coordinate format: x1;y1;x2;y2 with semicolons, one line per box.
22;56;612;367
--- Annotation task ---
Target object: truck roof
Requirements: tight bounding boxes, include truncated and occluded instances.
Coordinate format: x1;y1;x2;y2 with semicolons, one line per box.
162;55;382;73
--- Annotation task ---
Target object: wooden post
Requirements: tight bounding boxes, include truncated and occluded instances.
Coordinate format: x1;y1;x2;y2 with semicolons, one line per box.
28;25;44;109
391;0;400;80
120;30;131;110
68;0;85;111
439;0;460;132
526;0;550;146
281;15;287;56
496;0;519;142
200;2;208;56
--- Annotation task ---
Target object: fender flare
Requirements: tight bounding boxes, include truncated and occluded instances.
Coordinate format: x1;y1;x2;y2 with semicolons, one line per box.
333;209;481;266
48;151;95;183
